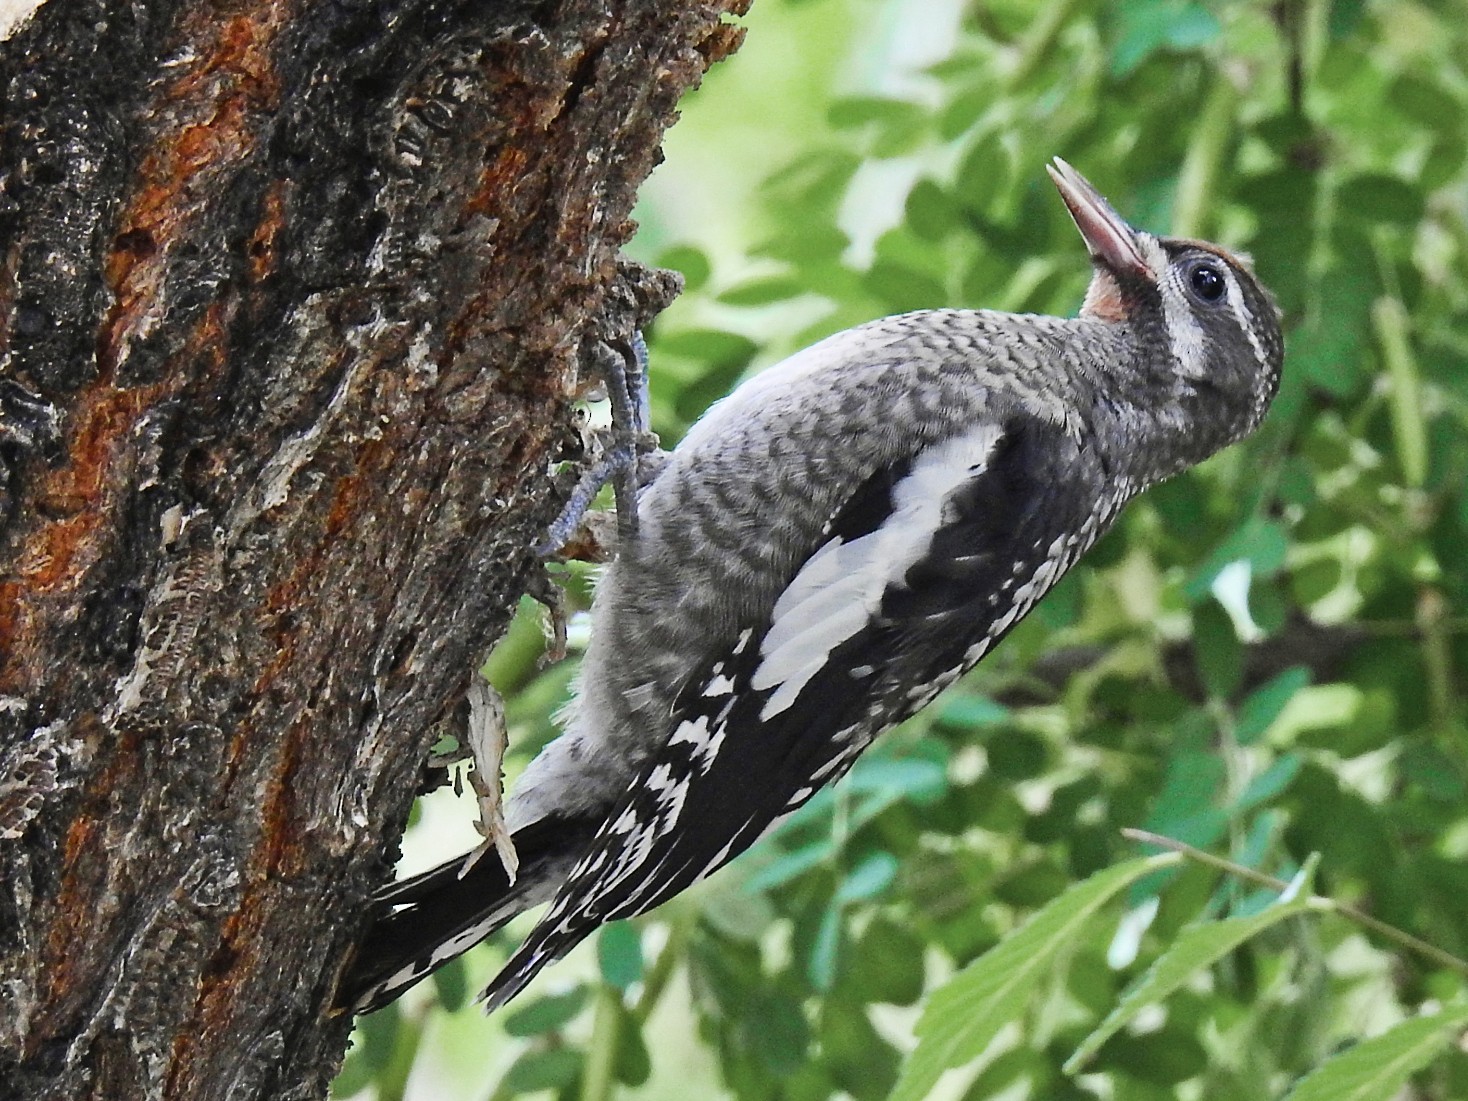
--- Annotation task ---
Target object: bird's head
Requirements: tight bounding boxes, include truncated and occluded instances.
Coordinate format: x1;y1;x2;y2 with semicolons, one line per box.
1047;158;1284;452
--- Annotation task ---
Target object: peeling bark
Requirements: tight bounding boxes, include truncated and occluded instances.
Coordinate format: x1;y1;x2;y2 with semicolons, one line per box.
0;1;745;1097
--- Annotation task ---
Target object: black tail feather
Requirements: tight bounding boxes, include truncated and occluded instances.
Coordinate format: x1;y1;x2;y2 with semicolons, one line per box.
342;814;594;1014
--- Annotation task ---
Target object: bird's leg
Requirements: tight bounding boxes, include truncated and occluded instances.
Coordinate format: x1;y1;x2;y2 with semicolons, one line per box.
456;334;661;903
536;334;666;559
445;569;568;877
457;676;519;882
448;335;655;874
524;564;568;666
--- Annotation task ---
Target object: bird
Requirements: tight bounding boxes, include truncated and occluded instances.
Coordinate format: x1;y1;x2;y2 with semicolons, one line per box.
344;158;1285;1015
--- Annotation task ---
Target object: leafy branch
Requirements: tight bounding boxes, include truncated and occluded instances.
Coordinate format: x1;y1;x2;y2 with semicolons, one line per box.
1123;827;1468;978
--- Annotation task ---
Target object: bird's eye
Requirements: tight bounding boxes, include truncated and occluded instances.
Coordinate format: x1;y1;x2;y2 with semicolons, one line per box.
1187;261;1227;304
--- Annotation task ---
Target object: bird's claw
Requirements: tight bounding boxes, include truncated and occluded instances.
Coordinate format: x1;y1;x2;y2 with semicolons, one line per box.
458;677;518;883
537;334;666;559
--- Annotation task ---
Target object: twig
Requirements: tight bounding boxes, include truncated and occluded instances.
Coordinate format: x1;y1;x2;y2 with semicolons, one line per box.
579;984;623;1101
1123;828;1468;978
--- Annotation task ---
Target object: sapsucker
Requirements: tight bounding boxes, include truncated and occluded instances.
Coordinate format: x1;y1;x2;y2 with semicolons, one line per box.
345;159;1285;1014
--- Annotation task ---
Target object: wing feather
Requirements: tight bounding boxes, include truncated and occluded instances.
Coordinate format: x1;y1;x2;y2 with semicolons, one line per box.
480;415;1116;1009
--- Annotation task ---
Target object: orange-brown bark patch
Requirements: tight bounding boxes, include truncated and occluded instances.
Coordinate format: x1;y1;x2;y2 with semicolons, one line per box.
464;144;531;220
247;179;290;284
100;3;290;375
34;723;138;1045
9;381;158;599
258;712;309;877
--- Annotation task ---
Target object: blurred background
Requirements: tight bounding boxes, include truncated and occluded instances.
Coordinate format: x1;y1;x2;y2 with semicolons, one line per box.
337;0;1468;1098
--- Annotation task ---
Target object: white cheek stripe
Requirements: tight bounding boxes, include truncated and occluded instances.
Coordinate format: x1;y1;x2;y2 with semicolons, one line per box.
751;423;1004;720
1160;280;1208;378
1222;267;1270;369
1144;237;1210;380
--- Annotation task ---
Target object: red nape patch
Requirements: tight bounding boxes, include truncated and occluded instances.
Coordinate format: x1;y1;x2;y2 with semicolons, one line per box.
1081;270;1130;321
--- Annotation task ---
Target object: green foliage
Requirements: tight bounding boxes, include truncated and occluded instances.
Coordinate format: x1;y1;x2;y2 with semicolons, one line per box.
892;855;1175;1101
1064;869;1318;1072
1281;1003;1468;1101
336;1;1468;1098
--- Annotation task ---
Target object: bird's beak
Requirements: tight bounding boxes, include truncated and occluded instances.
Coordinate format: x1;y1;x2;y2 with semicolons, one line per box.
1047;158;1153;283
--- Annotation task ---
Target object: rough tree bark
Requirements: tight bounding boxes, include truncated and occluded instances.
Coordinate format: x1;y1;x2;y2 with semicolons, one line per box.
0;1;745;1098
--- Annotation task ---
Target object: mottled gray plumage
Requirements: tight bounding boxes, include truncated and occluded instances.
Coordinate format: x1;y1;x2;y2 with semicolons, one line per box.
345;160;1284;1015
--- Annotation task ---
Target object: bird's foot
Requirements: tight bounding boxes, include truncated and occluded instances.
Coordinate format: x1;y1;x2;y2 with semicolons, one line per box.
536;334;666;559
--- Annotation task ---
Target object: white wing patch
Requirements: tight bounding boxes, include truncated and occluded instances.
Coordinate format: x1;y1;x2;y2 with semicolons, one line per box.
752;423;1005;720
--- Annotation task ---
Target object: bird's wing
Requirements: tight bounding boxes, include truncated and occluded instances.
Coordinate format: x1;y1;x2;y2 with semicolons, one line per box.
481;413;1115;1008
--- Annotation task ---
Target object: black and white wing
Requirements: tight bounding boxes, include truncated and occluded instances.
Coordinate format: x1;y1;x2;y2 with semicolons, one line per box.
481;414;1116;1009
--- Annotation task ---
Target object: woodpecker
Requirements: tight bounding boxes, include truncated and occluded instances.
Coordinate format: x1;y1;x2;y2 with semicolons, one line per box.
345;159;1284;1014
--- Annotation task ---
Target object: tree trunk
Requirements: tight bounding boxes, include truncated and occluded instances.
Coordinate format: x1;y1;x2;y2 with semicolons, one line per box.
0;1;744;1097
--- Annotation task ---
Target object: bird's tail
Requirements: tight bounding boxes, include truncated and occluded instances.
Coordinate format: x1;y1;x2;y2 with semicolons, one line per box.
343;815;592;1015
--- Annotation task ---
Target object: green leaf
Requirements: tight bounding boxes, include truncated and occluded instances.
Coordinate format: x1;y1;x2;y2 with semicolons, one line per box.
1164;4;1220;48
743;838;834;894
986;728;1048;780
717;276;806;307
1338;173;1424;226
430;955;469;1012
834;850;899;904
699;879;777;941
1193;599;1244;699
1388;73;1465;135
762;149;862;209
655;328;758;369
1145;747;1227;844
598;922;643;990
822;999;901;1101
1291;558;1343;606
842;752;949;804
843;919;927;1006
939;81;996;140
863;260;947;313
1290;267;1374;398
890;855;1176;1101
1236;667;1311;744
827;95;926;130
825;96;931;158
1064;893;1315;1072
808;903;843;991
1327;0;1367;36
935;692;1010;732
335;1006;419;1098
1280;1003;1468;1101
905;179;962;242
501;986;589;1037
754;222;850;263
1101;1028;1209;1084
614;1004;653;1086
1423;130;1468;189
1110;0;1220;75
656;245;712;293
500;1048;584;1095
954;132;1013;215
1186;519;1290;602
746;991;812;1073
1235;752;1303;811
